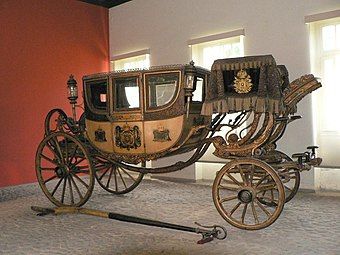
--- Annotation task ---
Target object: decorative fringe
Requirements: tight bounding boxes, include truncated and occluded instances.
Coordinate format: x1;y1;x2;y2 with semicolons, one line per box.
201;97;283;115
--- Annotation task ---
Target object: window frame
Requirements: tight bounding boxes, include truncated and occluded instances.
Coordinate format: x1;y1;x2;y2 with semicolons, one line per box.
112;74;142;113
309;16;340;167
144;70;182;112
84;77;109;116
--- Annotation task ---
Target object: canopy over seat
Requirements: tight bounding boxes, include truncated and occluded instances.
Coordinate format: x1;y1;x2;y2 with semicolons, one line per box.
201;55;285;115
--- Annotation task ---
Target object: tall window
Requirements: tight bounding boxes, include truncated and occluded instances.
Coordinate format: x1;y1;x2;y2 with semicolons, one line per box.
111;49;150;71
189;30;245;162
189;30;244;69
309;15;340;167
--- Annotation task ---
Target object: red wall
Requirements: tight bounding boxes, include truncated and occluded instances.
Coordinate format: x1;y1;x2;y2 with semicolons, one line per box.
0;0;109;187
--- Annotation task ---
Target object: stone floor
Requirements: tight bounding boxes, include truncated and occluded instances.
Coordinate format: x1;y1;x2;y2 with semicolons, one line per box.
0;178;340;255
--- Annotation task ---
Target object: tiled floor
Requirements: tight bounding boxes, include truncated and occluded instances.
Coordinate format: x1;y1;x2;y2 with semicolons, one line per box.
0;178;339;255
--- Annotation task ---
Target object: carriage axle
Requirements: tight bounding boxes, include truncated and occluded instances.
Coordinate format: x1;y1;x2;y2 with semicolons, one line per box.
31;206;227;244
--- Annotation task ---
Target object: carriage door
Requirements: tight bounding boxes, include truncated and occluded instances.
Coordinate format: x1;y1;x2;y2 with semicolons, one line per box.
111;74;145;154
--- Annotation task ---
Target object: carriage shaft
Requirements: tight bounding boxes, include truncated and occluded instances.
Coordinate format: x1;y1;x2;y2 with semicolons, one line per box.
31;206;226;243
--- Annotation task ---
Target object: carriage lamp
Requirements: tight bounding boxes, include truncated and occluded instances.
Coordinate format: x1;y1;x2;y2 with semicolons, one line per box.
185;61;197;94
184;61;197;117
67;75;78;121
67;75;78;102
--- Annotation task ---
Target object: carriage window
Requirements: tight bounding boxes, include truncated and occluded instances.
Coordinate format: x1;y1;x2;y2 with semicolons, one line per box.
89;80;107;110
146;73;179;108
192;77;204;102
114;77;140;110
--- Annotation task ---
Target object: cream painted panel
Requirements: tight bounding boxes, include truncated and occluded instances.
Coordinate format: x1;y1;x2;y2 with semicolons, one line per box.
85;119;113;153
144;115;184;154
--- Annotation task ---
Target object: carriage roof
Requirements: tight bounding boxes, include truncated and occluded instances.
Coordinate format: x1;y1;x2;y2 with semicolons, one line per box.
82;64;210;80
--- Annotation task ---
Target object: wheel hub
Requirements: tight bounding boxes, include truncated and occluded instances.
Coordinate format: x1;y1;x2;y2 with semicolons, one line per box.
238;189;253;203
55;166;67;178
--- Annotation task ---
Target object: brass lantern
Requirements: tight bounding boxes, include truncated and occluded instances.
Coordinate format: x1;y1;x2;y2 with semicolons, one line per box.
184;61;197;117
67;75;78;120
67;75;78;103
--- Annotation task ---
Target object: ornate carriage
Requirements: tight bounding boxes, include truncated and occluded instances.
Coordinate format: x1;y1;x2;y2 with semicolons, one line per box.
35;55;322;231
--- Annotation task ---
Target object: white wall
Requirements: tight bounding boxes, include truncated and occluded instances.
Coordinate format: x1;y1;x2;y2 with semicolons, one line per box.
109;0;340;189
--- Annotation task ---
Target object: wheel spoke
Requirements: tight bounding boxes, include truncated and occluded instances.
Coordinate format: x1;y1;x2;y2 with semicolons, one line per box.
52;137;65;164
68;145;79;164
120;167;137;182
255;198;272;217
249;165;255;185
40;167;56;171
237;165;247;185
113;167;118;192
68;176;74;204
61;177;67;203
64;138;69;164
229;202;242;216
241;203;248;223
106;167;114;188
284;185;293;192
225;173;241;186
218;184;239;192
72;173;89;188
72;157;86;166
45;142;62;163
251;201;259;224
98;167;110;181
255;174;270;187
43;175;57;184
41;154;58;166
270;189;274;202
51;177;64;196
117;167;127;189
219;195;238;203
257;182;277;192
70;175;84;200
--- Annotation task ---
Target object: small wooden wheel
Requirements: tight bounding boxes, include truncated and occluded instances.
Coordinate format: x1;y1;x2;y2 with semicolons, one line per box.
212;158;285;230
35;132;95;207
44;109;70;135
93;156;144;194
275;151;300;203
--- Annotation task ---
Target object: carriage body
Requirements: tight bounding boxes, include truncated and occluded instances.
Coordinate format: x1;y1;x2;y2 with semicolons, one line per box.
35;55;322;231
83;64;211;164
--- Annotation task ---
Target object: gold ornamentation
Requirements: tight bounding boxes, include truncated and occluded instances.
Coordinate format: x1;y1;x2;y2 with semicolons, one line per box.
115;124;141;150
153;126;171;142
95;128;107;142
233;69;253;94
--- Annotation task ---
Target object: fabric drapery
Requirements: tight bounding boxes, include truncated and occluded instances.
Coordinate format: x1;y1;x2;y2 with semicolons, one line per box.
201;55;284;115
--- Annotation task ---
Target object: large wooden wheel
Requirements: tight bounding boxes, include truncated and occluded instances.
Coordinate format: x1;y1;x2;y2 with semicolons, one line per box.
35;132;95;207
93;156;144;194
212;158;285;230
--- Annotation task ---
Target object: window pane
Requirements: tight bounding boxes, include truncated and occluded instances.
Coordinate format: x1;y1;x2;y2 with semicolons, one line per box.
147;73;179;108
114;77;139;109
192;77;204;102
310;18;340;166
322;25;336;51
89;80;107;110
192;36;244;69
